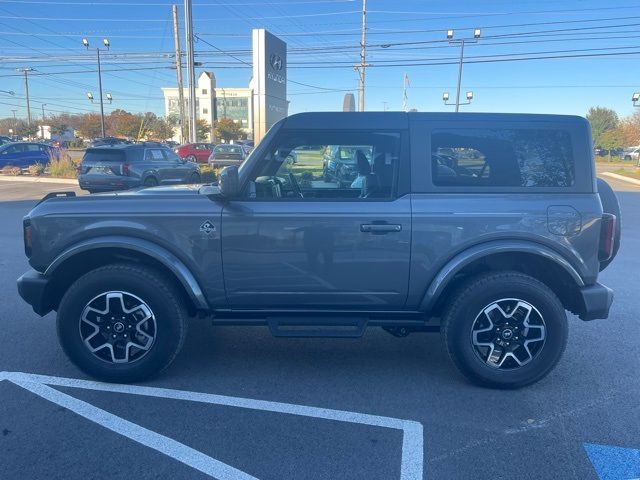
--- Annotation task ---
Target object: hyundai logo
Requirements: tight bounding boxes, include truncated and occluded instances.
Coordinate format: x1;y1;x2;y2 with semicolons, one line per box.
269;54;283;71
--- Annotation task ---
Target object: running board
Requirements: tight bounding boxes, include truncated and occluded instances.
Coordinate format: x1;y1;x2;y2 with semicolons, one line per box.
266;316;368;338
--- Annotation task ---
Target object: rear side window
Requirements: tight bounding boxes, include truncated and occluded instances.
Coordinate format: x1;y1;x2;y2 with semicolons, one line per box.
431;128;575;188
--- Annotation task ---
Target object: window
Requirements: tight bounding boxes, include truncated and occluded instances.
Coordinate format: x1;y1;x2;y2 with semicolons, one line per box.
201;89;208;95
163;150;182;162
431;128;575;188
2;144;23;154
203;108;208;114
25;144;41;152
246;131;400;200
145;149;165;162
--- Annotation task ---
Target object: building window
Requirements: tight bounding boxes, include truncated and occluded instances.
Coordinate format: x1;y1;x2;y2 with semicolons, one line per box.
203;108;209;114
202;89;208;95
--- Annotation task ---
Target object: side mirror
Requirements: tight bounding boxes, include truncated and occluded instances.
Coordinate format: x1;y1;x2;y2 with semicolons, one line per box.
218;165;239;198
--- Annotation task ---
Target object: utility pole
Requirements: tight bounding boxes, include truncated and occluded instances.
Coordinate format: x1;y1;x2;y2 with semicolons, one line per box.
184;0;197;142
402;73;409;112
16;68;33;127
355;0;367;112
41;103;46;139
172;5;186;144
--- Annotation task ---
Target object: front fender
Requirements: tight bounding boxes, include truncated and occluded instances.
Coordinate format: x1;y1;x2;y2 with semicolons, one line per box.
419;240;584;312
45;235;209;311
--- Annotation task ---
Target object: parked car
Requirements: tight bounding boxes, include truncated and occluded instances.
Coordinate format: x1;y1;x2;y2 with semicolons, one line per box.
18;112;620;388
0;142;59;168
0;135;12;146
88;137;132;148
175;143;215;163
622;146;640;162
208;144;246;167
77;142;200;193
322;144;373;187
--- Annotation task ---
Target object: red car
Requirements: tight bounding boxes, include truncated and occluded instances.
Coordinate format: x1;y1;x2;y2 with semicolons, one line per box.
175;143;215;163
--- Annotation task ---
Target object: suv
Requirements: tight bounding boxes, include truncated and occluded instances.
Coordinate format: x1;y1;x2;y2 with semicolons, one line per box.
17;112;620;388
77;143;201;193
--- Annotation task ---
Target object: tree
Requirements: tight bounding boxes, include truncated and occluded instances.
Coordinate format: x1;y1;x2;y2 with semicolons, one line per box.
184;119;211;142
110;109;140;138
619;111;640;147
586;107;619;147
214;118;243;142
148;117;175;141
47;115;71;137
15;120;38;138
77;113;104;139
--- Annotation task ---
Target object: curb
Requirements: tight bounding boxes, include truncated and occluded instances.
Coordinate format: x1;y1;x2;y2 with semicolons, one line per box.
600;171;640;187
0;175;78;185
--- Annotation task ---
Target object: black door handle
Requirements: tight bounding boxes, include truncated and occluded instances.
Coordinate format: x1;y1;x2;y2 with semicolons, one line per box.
360;223;402;233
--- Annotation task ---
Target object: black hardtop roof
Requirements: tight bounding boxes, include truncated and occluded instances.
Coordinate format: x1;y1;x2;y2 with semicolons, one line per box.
282;111;589;130
86;142;167;151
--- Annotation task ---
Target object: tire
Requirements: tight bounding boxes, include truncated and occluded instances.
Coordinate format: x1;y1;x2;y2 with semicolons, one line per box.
441;271;568;389
188;172;201;184
597;178;621;271
57;263;188;383
186;155;196;162
143;176;158;188
624;155;631;161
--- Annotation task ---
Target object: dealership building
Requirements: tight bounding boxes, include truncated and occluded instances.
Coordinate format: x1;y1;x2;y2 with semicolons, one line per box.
162;29;288;144
161;72;253;142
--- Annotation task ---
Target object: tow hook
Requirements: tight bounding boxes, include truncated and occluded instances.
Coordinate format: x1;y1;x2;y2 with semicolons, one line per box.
383;327;411;337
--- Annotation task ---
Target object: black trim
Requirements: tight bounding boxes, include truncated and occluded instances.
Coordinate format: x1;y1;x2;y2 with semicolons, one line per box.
17;269;51;316
577;282;613;321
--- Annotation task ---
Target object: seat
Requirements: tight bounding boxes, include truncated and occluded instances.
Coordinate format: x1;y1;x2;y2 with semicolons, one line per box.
355;151;371;197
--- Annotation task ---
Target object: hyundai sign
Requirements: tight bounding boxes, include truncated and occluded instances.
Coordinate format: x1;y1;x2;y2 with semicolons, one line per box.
252;29;287;143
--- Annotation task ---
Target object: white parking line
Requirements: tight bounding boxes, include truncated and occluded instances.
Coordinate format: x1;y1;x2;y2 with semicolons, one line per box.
1;371;424;480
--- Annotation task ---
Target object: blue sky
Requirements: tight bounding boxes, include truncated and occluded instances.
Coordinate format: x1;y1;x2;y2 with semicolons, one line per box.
1;0;640;120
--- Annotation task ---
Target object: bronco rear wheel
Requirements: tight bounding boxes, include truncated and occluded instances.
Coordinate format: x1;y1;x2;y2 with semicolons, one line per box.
441;271;568;389
57;263;188;382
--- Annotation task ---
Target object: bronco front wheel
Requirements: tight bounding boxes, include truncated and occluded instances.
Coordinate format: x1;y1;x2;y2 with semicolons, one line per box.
57;263;188;382
442;271;568;389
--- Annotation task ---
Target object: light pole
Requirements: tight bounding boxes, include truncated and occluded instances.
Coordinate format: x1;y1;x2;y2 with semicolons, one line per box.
446;28;480;112
83;38;110;137
442;91;474;108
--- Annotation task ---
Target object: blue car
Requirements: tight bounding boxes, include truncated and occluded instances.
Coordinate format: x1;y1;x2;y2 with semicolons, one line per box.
0;142;59;169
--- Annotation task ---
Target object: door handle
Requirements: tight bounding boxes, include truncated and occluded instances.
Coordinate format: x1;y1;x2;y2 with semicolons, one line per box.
360;223;402;233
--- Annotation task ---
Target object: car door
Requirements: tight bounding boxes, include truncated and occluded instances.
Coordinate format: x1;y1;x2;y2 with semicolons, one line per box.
220;128;412;310
163;149;192;182
144;148;172;183
0;144;23;167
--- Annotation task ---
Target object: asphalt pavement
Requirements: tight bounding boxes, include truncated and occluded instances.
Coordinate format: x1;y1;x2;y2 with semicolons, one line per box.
0;179;638;480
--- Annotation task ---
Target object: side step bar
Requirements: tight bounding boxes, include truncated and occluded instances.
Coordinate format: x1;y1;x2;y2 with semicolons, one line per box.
267;316;368;338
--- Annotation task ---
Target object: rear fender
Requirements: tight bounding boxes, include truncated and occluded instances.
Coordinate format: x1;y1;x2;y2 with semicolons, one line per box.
419;240;584;312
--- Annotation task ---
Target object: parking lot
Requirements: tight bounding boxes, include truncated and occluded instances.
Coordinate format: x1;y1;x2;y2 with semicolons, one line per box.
0;179;638;480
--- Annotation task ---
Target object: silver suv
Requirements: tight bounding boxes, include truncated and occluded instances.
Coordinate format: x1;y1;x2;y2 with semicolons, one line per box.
78;142;200;193
18;112;620;388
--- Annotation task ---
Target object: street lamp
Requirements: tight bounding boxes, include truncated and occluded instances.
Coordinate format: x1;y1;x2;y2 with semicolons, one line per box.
83;37;110;137
446;28;481;112
632;92;640;107
106;93;113;103
443;90;474;107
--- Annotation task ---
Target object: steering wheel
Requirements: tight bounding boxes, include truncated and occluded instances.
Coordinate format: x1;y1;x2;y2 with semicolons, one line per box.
288;172;304;198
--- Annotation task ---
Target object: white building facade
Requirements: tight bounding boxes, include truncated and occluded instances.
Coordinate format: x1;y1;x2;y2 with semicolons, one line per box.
161;72;252;143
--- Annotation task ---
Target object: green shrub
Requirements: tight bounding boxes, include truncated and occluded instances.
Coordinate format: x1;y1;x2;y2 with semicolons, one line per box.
28;163;46;176
48;157;77;178
1;165;22;176
199;165;218;183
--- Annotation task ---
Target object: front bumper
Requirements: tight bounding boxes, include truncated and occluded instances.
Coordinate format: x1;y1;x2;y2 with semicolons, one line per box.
17;269;52;316
577;282;614;320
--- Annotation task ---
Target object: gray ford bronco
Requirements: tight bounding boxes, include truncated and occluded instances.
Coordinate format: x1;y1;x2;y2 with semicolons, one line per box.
17;112;620;388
